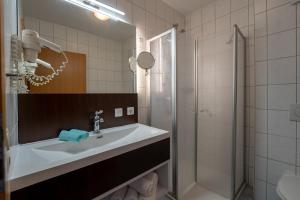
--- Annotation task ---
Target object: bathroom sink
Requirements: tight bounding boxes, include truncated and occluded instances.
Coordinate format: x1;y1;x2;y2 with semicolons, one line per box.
9;123;170;192
34;127;135;155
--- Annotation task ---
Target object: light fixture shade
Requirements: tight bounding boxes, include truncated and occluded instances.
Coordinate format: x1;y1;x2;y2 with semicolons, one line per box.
93;12;110;21
64;0;125;22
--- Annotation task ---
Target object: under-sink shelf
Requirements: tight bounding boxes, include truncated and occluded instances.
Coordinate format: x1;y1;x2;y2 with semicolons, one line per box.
93;161;170;200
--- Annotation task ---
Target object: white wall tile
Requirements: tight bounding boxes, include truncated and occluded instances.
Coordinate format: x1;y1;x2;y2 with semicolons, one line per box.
39;34;53;42
255;179;267;200
268;135;296;164
133;4;146;31
156;0;168;21
202;21;216;37
268;110;296;138
255;0;266;14
298;4;300;27
255;36;268;61
24;17;39;32
255;156;268;181
66;42;77;52
268;30;297;59
191;9;202;29
53;24;67;40
145;0;156;14
267;4;296;35
256;86;268;109
298;139;300;166
255;12;267;37
231;0;248;11
131;0;145;8
67;28;77;43
117;0;133;23
249;4;255;25
216;0;230;18
268;160;295;185
216;15;230;34
268;57;296;84
256;132;268;156
53;38;66;50
231;7;249;28
297;28;300;55
268;84;296;110
267;0;289;10
256;61;267;85
256;109;268;133
77;31;89;45
39;20;53;37
202;3;215;23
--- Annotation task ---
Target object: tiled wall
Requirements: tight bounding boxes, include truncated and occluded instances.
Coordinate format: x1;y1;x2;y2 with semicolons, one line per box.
254;0;300;199
185;0;255;195
24;16;134;93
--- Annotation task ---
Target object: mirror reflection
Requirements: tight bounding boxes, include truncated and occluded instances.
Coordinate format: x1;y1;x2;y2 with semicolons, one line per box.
20;0;136;94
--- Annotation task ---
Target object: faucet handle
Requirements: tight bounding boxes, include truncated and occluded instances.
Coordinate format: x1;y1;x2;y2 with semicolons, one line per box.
95;110;103;115
100;118;104;123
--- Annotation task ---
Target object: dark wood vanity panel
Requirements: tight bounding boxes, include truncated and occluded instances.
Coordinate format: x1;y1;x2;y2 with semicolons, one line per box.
11;138;170;200
18;94;138;144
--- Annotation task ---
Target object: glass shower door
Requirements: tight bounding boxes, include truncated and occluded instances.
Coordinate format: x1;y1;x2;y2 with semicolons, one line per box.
196;24;246;200
148;28;177;197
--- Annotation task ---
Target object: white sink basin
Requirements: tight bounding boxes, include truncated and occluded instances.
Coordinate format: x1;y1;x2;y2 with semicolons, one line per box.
35;127;135;155
8;123;169;192
277;174;300;200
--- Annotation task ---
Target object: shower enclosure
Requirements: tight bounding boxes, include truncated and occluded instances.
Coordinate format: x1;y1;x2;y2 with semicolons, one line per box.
147;24;245;200
195;24;246;199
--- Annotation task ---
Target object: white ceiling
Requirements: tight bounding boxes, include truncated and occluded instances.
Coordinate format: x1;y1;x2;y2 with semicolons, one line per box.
162;0;212;14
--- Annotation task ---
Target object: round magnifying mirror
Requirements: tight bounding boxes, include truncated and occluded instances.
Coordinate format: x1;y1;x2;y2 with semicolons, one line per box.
137;51;155;73
128;56;137;73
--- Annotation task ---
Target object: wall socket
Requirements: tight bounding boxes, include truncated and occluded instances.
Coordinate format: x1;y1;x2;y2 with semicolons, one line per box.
115;108;123;118
127;107;134;116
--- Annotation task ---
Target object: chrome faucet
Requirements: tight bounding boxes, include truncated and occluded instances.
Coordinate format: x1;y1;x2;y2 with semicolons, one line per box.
93;110;104;134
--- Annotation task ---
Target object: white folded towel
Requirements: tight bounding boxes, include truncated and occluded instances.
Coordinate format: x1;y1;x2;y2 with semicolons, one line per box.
130;177;154;197
110;187;128;200
137;173;159;200
124;187;139;200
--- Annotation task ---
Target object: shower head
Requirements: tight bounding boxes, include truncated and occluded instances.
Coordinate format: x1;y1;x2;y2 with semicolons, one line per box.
172;23;186;33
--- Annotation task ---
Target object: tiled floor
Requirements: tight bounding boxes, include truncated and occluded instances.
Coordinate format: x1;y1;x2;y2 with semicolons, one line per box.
238;187;253;200
182;185;253;200
182;185;229;200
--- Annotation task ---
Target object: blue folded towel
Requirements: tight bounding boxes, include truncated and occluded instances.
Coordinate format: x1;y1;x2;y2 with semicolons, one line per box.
59;129;89;142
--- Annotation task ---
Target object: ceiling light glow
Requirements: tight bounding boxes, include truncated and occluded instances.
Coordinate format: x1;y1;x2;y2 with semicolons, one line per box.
93;12;110;21
64;0;125;22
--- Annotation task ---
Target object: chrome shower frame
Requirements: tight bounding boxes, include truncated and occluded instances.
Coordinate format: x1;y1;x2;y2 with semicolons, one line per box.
231;24;247;200
147;28;178;199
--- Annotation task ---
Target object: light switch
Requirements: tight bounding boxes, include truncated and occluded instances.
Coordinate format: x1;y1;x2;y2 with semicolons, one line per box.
289;104;300;121
115;108;123;118
127;107;134;116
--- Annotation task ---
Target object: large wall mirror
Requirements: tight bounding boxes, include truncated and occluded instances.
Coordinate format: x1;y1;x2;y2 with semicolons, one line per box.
18;0;136;94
